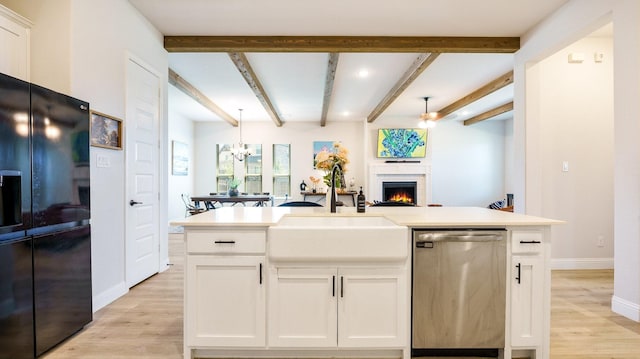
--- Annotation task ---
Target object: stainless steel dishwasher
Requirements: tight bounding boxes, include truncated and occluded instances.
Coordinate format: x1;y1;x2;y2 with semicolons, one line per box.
412;229;506;357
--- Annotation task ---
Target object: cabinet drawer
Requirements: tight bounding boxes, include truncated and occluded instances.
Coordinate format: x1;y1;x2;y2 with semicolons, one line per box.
511;231;543;254
187;230;266;254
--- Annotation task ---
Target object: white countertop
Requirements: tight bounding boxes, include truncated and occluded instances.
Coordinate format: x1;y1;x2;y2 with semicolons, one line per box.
170;206;564;228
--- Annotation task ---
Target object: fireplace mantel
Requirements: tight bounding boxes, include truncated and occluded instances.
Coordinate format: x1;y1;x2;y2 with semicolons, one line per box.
368;163;431;206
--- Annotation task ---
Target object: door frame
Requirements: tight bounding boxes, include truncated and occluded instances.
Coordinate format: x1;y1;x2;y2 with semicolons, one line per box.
124;52;169;287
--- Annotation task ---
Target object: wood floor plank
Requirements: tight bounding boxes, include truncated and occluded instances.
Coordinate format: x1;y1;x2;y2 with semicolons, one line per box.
550;269;640;359
42;238;640;359
41;236;185;359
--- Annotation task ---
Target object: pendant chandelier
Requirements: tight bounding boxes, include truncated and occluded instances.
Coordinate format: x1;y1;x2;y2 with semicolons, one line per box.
418;97;438;129
231;109;251;161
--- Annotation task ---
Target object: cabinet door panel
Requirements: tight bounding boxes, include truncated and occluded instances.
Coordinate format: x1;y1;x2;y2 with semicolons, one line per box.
338;267;406;348
186;256;265;347
0;9;30;81
268;267;337;347
511;255;544;347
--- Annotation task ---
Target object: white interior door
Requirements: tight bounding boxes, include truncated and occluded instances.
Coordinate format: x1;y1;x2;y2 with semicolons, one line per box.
125;57;160;287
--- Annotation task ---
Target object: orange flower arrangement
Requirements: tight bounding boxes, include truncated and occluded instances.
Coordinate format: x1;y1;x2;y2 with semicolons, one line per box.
313;142;349;187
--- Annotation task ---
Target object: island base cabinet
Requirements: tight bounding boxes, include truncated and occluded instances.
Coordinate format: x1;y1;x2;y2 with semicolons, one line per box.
268;266;406;349
338;267;406;348
185;255;265;348
510;255;544;348
268;267;337;347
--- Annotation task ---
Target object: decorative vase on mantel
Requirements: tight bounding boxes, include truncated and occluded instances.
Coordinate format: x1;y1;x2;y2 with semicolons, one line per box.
228;188;239;197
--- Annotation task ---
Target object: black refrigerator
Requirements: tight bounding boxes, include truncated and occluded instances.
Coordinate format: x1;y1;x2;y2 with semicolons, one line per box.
0;72;92;358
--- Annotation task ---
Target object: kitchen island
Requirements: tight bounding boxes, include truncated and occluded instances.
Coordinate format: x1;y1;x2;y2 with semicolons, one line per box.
172;206;562;359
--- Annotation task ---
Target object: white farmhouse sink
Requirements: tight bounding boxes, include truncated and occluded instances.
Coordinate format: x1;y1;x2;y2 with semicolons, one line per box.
268;215;408;262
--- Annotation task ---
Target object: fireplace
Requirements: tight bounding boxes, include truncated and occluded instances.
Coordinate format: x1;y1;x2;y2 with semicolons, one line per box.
383;181;417;203
369;163;431;206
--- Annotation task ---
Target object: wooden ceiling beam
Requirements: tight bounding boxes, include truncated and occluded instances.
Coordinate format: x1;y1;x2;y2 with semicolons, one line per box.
228;52;284;127
366;53;440;123
463;101;514;126
165;36;520;53
168;68;238;126
436;70;513;120
320;53;339;127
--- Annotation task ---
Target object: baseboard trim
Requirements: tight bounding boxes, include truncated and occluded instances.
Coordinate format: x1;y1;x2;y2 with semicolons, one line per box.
93;281;128;312
551;257;614;270
612;295;640;322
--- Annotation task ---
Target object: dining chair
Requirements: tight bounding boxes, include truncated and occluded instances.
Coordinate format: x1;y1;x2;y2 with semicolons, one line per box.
181;194;206;216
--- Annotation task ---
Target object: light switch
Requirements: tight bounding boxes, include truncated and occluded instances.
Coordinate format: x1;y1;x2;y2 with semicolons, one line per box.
97;155;111;168
594;52;604;63
562;161;569;172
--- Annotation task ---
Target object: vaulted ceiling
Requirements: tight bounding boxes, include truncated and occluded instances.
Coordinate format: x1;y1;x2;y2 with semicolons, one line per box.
128;0;570;127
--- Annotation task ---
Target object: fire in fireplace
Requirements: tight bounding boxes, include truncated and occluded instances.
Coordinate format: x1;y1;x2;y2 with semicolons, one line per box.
382;181;417;204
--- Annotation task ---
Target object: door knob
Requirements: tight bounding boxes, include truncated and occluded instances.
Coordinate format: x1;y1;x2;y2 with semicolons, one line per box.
129;200;143;206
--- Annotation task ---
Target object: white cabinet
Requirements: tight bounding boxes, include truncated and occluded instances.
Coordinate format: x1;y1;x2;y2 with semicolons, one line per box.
186;255;265;347
338;267;406;348
511;255;544;347
269;266;406;348
510;230;545;348
268;267;337;347
0;5;31;81
184;229;266;349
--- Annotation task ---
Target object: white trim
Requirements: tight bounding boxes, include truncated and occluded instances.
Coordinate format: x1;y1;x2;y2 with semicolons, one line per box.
93;281;128;312
192;348;405;358
0;4;33;27
368;163;431;206
611;295;640;322
124;53;164;287
550;257;613;270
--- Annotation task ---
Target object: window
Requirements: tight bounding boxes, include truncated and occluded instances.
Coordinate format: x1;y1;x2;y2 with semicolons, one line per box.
216;144;234;193
273;144;290;197
244;144;262;194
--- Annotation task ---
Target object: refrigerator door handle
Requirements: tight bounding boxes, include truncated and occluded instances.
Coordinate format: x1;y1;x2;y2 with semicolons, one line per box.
129;200;143;206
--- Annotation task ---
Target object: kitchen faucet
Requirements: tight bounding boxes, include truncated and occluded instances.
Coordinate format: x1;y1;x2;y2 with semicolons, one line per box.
330;163;342;213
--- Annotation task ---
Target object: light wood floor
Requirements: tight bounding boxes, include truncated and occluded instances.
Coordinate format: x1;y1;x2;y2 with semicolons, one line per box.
42;237;640;359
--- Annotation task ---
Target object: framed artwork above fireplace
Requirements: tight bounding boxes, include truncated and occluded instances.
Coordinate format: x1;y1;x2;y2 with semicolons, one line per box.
376;128;427;158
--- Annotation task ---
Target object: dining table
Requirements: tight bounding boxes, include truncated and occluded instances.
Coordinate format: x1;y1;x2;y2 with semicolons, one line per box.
191;194;273;209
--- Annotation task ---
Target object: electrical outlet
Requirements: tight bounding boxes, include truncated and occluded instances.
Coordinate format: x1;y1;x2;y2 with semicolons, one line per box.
597;235;605;247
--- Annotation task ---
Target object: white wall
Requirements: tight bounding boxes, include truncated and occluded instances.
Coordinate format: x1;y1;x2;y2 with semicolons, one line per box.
369;116;508;207
504;118;514;196
516;0;639;321
70;0;169;310
168;110;195;225
192;117;509;208
2;0;170;311
193;120;366;202
430;120;506;206
537;35;614;268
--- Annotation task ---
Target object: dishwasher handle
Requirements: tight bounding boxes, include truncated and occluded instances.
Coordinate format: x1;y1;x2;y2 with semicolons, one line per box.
415;232;505;243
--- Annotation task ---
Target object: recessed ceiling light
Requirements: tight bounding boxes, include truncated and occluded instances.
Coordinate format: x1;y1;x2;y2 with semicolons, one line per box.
342;111;351;117
357;69;369;78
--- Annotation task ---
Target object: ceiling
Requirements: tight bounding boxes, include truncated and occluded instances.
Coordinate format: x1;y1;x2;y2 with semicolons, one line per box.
129;0;571;126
